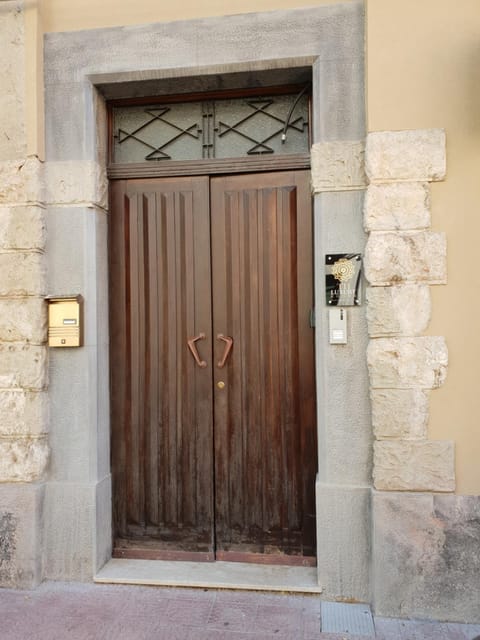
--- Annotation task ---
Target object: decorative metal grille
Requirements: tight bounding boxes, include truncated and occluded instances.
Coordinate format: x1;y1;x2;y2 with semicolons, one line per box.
112;93;309;163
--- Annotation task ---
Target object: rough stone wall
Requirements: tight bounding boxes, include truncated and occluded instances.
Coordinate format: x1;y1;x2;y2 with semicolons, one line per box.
0;1;47;586
373;491;480;622
0;2;48;483
364;129;453;491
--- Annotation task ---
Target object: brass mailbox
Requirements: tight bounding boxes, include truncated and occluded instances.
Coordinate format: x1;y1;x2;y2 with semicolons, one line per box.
47;295;83;347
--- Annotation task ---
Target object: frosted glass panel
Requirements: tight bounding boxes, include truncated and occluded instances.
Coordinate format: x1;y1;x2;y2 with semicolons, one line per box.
112;93;309;163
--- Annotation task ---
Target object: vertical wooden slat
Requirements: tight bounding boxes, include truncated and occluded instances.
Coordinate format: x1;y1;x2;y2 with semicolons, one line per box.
164;190;177;527
128;192;141;525
146;192;158;525
109;181;128;538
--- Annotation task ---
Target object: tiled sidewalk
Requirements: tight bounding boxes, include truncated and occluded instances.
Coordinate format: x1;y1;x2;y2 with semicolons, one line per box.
0;581;479;640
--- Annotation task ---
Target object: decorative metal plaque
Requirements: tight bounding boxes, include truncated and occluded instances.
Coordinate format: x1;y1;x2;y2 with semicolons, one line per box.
325;254;362;306
112;93;309;163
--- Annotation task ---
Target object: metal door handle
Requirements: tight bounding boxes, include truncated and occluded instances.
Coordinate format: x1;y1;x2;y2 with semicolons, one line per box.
217;334;233;368
187;333;207;368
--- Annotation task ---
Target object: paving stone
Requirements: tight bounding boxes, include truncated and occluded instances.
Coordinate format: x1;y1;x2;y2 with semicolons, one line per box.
207;599;259;631
0;582;479;639
165;597;214;626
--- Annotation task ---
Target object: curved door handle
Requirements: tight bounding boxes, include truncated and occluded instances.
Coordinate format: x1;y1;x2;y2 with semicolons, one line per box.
187;333;207;368
217;334;233;368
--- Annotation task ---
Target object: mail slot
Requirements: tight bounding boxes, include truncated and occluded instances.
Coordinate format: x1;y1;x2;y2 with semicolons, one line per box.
47;295;83;347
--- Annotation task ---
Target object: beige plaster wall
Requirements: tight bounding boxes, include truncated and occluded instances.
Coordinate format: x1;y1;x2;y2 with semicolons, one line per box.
25;2;44;159
368;0;480;494
40;0;356;32
35;0;480;493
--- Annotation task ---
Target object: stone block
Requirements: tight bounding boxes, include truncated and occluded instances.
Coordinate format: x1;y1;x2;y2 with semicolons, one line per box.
366;285;431;337
0;343;47;390
0;205;46;250
0;483;45;588
311;141;366;192
48;345;112;482
45;161;108;209
45;81;89;163
0;252;46;296
374;440;455;491
316;482;371;602
373;492;480;622
315;57;365;142
94;474;113;572
365;129;446;183
0;437;49;482
0;390;48;436
44;480;106;581
0;298;47;343
0;3;26;161
0;157;43;205
371;389;429;440
364;231;447;285
364;183;430;231
368;336;448;389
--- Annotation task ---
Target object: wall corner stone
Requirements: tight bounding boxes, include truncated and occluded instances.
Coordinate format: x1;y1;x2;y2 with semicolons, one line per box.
367;336;448;390
0;0;47;495
366;284;431;337
45;161;108;209
371;389;429;440
365;127;450;494
374;440;455;492
364;182;430;231
364;230;447;286
0;437;49;483
365;129;446;183
311;140;366;192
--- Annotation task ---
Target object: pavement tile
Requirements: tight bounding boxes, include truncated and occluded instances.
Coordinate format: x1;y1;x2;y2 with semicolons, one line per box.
375;617;479;640
152;630;194;640
207;598;259;631
253;603;307;637
319;635;372;640
303;611;322;639
1;582;480;640
187;630;263;640
165;596;214;626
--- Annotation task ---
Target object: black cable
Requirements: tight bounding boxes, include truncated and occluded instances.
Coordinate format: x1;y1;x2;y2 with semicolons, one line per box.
281;83;311;143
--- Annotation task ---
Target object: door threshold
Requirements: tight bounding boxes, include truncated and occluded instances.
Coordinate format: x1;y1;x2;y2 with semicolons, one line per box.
95;558;323;594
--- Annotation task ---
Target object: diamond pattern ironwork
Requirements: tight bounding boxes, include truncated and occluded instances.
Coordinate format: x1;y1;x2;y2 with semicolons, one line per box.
113;93;309;163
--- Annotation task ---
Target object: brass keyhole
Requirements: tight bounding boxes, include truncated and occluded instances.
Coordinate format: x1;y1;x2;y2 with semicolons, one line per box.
217;381;225;389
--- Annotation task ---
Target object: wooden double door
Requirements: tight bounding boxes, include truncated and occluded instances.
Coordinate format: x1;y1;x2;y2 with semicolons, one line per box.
109;170;317;563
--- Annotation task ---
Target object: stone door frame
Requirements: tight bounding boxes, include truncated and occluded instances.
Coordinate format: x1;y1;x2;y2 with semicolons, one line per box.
43;1;371;599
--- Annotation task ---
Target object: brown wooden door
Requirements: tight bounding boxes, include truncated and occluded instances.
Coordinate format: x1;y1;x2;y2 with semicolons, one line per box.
109;171;316;562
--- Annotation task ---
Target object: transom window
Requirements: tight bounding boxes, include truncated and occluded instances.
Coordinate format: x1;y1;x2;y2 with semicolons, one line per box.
111;90;310;164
